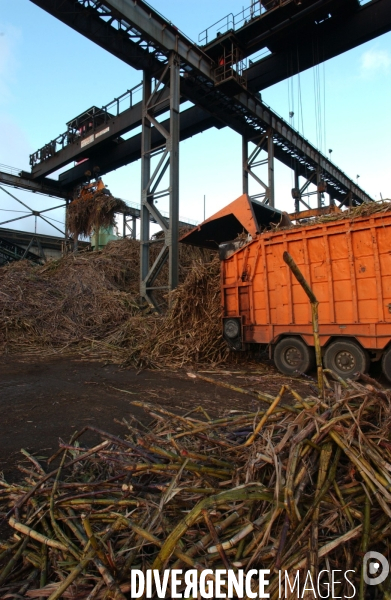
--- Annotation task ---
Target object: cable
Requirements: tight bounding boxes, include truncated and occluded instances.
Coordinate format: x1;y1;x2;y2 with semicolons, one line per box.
287;48;296;189
0;209;30;213
297;48;305;137
43;215;66;226
323;61;326;158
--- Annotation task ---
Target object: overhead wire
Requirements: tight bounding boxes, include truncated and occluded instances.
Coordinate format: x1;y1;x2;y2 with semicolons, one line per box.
43;215;66;226
287;50;295;188
323;61;327;159
0;209;30;213
312;29;328;206
287;30;328;208
294;41;307;196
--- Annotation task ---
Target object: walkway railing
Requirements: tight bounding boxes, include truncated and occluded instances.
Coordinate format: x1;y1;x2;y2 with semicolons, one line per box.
30;83;143;167
199;0;293;45
0;164;23;177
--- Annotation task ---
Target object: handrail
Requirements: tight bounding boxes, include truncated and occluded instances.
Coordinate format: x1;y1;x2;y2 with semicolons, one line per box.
199;0;293;45
30;83;143;167
199;0;375;45
0;164;23;177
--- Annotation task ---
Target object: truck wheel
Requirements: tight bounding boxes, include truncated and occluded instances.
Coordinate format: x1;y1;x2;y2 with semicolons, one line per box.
323;340;369;379
381;347;391;383
274;337;314;376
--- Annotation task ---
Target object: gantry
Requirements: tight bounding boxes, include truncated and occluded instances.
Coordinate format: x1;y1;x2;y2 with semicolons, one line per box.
1;0;390;309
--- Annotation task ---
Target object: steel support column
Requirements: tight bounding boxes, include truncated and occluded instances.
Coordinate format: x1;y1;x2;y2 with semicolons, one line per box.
267;130;275;208
140;73;152;294
169;53;180;290
242;136;249;195
123;214;137;239
139;53;180;310
317;166;323;209
293;169;300;213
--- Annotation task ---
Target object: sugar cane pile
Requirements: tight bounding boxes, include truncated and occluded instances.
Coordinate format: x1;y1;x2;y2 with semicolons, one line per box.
1;372;391;599
0;238;227;366
110;256;227;368
289;199;391;229
320;199;391;222
66;191;128;240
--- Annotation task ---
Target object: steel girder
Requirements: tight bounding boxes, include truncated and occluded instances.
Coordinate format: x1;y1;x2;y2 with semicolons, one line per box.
245;0;391;91
30;88;166;179
32;82;371;207
29;0;373;208
57;104;221;188
0;170;69;199
0;171;194;231
179;79;371;206
29;0;161;73
29;0;214;77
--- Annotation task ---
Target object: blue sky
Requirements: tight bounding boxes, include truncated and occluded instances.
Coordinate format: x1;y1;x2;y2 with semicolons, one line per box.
0;0;390;236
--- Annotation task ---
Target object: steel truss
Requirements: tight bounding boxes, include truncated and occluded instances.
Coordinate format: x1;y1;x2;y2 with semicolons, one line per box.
19;0;390;294
291;170;326;212
0;235;46;265
242;130;275;207
123;214;137;239
0;183;67;238
242;134;354;217
140;53;180;310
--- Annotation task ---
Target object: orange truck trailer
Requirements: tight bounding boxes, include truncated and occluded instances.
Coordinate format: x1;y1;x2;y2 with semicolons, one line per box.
181;194;391;381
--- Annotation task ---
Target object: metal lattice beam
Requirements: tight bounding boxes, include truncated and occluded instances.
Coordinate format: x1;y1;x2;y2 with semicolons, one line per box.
140;54;180;309
0;169;69;199
28;0;373;207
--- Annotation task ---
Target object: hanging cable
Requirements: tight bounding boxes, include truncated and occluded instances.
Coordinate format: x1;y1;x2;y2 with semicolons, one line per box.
297;45;305;138
323;61;326;158
287;50;295;188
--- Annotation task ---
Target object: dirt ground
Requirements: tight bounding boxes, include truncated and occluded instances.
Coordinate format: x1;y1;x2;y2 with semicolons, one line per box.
0;355;316;483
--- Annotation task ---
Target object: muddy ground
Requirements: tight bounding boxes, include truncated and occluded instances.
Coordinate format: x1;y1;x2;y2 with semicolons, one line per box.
0;355;318;482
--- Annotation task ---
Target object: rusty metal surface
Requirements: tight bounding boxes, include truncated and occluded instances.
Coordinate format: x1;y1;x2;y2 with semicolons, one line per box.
180;194;287;250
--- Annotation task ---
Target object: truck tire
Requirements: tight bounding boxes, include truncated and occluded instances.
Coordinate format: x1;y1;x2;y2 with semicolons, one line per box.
323;340;369;379
274;337;314;376
381;347;391;383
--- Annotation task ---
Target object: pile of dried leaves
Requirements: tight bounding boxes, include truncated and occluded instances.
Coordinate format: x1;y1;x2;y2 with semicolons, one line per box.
297;199;391;227
1;371;391;599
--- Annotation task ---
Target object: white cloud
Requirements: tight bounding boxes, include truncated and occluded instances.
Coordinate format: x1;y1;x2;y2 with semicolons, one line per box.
360;47;391;77
0;24;21;103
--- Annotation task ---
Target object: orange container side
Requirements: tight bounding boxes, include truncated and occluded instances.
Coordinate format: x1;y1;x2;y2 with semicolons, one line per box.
222;211;391;350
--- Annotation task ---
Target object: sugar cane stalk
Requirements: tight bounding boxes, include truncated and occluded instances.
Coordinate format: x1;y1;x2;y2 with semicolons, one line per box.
359;493;371;600
283;251;324;397
8;518;68;552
